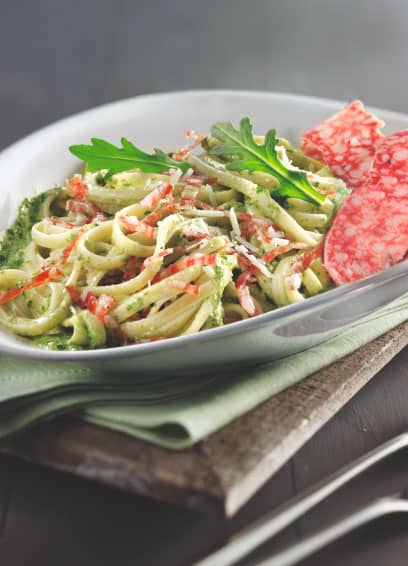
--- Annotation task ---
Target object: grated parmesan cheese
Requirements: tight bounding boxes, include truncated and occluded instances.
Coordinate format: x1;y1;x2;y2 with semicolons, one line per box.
286;273;302;290
169;168;183;185
182;167;194;180
234;235;258;254
229;207;241;237
182;209;226;218
234;244;272;278
267;225;285;239
204;184;217;207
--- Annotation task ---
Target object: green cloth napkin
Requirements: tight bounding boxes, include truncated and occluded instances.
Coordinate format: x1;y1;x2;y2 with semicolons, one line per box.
0;296;407;449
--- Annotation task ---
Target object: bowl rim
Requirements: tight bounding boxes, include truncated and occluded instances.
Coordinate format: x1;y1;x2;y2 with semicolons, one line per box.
1;89;407;361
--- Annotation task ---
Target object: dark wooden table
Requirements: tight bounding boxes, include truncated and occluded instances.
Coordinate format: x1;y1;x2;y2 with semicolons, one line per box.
1;1;408;564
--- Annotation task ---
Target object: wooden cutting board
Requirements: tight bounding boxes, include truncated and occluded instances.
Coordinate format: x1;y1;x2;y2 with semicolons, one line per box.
1;321;407;517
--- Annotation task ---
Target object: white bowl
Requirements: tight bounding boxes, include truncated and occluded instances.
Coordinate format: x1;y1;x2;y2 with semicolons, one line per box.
1;91;407;374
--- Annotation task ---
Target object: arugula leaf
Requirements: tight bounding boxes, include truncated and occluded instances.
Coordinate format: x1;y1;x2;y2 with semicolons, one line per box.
211;118;325;205
69;137;189;177
273;185;312;201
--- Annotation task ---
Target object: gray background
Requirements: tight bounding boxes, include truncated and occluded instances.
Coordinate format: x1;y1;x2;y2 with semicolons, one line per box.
1;1;408;565
2;0;408;151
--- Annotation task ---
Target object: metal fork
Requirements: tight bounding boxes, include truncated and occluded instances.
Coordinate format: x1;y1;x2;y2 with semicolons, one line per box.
195;432;408;566
257;491;408;565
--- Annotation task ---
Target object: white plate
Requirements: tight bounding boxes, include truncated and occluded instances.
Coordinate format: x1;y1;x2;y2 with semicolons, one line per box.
0;91;407;374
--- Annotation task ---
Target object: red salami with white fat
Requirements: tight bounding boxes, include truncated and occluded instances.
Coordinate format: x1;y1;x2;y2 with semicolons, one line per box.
301;100;384;189
324;130;408;284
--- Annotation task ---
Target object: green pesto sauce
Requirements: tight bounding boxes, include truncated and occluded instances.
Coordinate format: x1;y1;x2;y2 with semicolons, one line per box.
214;263;224;284
127;296;144;312
31;333;85;351
0;188;60;269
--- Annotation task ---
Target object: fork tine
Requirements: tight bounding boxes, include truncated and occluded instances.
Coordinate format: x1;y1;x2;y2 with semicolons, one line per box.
256;496;408;566
194;433;408;566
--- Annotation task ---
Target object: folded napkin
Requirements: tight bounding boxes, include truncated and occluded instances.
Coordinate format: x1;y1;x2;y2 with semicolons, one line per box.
0;296;407;449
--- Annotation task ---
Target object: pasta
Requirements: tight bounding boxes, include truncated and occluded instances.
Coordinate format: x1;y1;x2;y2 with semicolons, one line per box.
0;128;348;351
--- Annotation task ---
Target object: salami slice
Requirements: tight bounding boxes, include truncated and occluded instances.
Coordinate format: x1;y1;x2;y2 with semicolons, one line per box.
301;100;384;189
324;130;408;284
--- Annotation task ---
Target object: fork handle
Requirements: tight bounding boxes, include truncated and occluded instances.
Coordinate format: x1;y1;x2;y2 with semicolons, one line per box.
257;497;408;566
194;433;408;566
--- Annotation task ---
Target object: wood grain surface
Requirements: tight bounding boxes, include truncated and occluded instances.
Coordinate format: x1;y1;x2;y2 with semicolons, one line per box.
2;321;408;521
1;1;408;565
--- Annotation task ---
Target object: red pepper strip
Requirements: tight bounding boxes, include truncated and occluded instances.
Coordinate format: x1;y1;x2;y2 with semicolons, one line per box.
66;199;107;223
119;215;156;239
140;183;174;210
236;213;271;225
153;253;217;283
143;197;176;226
67;174;88;200
179;195;197;208
260;223;285;244
237;213;283;241
65;284;83;305
235;272;257;317
197;201;217;211
236;272;256;287
300;252;316;272
67;199;92;215
61;228;86;265
50;218;77;229
239;216;258;239
178;198;217;212
170;281;201;295
173;132;205;162
0;287;26;304
93;294;116;322
172;150;189;162
82;292;98;314
287;241;324;276
183;230;210;240
0;268;63;305
262;245;292;264
178;202;218;216
67;287;116;323
237;254;258;275
93;212;107;223
184;174;205;187
141;248;174;271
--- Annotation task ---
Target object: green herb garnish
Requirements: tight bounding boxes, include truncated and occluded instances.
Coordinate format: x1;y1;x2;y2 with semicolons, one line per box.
69;138;189;178
211;118;325;205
